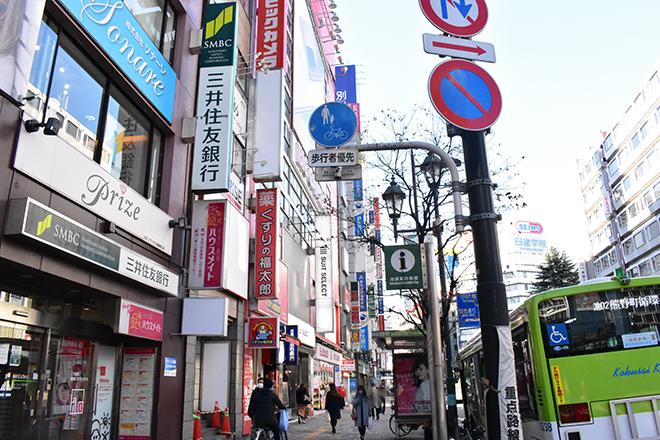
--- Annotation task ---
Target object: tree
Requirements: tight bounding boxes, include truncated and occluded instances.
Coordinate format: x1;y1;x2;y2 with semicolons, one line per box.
531;247;580;293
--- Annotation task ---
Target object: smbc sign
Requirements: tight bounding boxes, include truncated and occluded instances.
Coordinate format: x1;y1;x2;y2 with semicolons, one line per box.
384;245;425;290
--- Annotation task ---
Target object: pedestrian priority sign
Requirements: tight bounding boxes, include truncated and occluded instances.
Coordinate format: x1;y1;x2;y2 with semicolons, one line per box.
384;244;425;290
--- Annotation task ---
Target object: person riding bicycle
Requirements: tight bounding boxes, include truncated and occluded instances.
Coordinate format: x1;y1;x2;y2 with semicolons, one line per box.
248;377;286;440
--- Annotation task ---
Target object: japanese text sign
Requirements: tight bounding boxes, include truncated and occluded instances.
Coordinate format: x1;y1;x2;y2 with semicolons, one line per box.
255;189;279;299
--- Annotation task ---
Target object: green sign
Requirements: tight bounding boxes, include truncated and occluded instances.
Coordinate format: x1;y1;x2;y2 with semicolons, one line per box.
201;3;238;68
384;244;425;290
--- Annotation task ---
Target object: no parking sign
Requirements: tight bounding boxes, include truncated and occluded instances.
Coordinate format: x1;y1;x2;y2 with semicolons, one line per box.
428;59;502;131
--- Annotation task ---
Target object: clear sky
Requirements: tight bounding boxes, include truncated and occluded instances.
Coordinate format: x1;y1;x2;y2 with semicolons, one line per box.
336;0;660;262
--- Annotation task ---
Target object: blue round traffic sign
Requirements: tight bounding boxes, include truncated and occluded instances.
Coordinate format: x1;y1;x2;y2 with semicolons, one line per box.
428;59;502;131
308;102;358;148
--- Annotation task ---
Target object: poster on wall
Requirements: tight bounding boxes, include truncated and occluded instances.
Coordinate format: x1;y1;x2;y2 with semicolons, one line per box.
52;337;92;431
393;354;431;416
118;348;156;440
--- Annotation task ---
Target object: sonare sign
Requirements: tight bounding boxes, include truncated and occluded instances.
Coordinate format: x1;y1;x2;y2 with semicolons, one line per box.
60;0;176;122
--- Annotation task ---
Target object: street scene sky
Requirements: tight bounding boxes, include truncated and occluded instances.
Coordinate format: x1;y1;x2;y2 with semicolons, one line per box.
337;0;660;262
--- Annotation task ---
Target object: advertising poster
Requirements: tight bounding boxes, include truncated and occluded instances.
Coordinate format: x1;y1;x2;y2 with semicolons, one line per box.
393;354;431;415
247;316;279;348
242;349;253;435
118;348;156;440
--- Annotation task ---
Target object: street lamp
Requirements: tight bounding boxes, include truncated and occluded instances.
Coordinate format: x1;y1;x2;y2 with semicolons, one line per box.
381;177;406;241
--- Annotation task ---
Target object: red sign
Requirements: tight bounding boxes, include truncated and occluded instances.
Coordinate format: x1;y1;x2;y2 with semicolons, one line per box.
247;316;279;348
189;201;226;288
340;359;356;372
255;189;279;299
242;349;253;435
428;59;501;131
418;0;488;37
256;0;288;70
119;299;164;341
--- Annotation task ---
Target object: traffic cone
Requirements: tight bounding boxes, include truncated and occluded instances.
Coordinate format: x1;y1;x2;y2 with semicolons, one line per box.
211;401;221;427
193;411;203;440
220;407;231;435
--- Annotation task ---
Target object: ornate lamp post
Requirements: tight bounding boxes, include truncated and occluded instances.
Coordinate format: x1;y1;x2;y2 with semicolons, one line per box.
381;177;406;242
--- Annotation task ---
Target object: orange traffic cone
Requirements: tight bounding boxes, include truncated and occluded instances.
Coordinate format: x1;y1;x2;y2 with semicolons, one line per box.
211;401;221;427
220;407;231;435
193;410;203;440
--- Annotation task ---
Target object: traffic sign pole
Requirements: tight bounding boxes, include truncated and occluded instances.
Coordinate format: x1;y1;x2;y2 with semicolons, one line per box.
458;128;516;440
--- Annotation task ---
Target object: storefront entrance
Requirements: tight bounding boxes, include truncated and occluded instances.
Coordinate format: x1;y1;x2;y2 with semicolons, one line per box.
0;319;117;440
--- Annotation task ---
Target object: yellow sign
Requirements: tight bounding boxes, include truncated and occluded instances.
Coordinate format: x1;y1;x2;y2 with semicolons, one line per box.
551;365;565;404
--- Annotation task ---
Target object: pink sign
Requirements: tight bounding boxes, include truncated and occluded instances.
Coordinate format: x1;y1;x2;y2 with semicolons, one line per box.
189;201;227;288
119;300;163;341
242;349;253;435
393;354;431;415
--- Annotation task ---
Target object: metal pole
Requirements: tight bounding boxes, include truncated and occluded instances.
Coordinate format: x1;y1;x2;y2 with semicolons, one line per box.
424;242;448;440
459;129;520;440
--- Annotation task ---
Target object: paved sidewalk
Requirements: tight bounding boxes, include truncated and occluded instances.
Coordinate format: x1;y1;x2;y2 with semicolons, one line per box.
283;407;426;440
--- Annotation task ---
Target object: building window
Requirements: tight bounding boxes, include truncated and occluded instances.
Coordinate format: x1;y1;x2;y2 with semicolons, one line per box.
646;221;660;241
26;17;164;203
123;0;178;63
603;134;613;153
628;203;639;219
629;266;640;278
639;260;653;276
631;133;640;150
652;254;660;272
608;159;619;179
617;211;628;229
655;181;660;200
641;121;650;139
623;239;634;255
623;176;632;191
633;231;646;248
612;184;623;202
635;162;646;181
643;191;654;207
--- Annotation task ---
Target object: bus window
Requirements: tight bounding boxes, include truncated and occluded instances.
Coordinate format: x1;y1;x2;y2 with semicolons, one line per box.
538;286;660;358
512;326;538;420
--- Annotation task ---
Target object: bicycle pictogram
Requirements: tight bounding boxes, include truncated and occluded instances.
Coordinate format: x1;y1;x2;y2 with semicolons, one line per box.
323;126;349;141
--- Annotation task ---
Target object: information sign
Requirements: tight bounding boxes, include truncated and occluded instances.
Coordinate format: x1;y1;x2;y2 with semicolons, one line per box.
384;245;425;290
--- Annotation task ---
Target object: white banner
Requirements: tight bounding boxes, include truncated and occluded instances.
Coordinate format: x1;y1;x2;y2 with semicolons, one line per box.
315;215;334;332
497;325;523;440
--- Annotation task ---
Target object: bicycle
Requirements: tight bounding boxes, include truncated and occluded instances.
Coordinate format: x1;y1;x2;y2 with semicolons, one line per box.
254;427;288;440
388;404;421;437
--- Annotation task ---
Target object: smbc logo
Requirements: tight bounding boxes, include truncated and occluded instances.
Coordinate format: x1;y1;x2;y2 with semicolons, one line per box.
204;4;234;48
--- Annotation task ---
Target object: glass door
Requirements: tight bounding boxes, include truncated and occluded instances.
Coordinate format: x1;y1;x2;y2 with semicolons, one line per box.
0;320;44;440
90;344;117;440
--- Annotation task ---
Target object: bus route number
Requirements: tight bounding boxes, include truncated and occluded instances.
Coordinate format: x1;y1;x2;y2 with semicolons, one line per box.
540;422;553;432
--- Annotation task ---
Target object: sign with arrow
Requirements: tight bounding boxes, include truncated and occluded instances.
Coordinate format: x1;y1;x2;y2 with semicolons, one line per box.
418;0;488;37
423;33;495;63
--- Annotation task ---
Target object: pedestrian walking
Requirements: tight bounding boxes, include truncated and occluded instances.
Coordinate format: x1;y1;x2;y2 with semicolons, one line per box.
295;383;311;423
351;384;371;440
378;382;387;419
324;383;342;434
248;377;286;440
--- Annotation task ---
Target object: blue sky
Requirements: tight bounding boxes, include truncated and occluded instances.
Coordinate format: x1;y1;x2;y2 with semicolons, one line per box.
336;0;660;261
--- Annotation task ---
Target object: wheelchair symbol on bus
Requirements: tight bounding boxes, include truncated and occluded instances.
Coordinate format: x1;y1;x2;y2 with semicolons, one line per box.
547;323;569;347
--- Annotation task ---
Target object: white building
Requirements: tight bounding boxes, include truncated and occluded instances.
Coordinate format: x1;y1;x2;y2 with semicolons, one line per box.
578;61;660;278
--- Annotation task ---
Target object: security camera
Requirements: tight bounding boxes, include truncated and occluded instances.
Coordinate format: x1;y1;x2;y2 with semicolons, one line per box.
333;167;342;180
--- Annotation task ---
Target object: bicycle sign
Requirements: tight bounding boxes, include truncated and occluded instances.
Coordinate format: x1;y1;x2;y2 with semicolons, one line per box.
547;323;569;347
308;102;358;148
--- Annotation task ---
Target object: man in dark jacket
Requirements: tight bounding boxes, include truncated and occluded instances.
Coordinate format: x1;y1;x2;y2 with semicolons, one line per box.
248;377;286;440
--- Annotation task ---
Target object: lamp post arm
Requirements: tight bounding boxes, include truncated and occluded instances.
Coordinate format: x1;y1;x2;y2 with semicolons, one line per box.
357;142;465;233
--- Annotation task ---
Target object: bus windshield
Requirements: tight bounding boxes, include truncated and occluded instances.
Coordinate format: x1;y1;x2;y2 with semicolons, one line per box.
538;285;660;358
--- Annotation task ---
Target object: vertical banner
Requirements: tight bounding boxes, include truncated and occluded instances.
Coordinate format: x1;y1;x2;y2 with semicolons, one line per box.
192;2;237;193
242;349;253;435
357;273;367;312
189;201;227;288
255;189;279;300
334;65;357;103
315;215;334;332
256;0;288;70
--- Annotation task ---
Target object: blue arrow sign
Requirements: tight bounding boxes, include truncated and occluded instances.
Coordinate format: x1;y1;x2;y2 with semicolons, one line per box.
309;102;358;148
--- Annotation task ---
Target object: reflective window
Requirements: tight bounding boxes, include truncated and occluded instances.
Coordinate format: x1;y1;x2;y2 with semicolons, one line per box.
123;0;178;63
27;17;164;204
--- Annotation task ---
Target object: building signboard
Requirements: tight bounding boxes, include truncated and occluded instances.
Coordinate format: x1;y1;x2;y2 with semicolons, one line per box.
14;133;174;255
60;0;176;122
192;2;238;193
7;198;178;295
247;316;279;348
255;189;280;300
315;215;334;332
256;0;288;70
118;299;164;341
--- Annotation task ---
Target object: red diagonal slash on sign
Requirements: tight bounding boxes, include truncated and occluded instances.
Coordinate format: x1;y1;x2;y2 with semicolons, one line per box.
444;73;488;115
432;41;486;56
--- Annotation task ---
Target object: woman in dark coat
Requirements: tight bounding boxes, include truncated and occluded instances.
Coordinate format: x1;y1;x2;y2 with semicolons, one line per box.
352;384;371;440
248;378;286;440
295;383;311;423
324;383;342;434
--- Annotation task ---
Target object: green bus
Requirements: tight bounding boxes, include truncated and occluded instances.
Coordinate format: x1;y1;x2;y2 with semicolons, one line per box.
457;276;660;440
